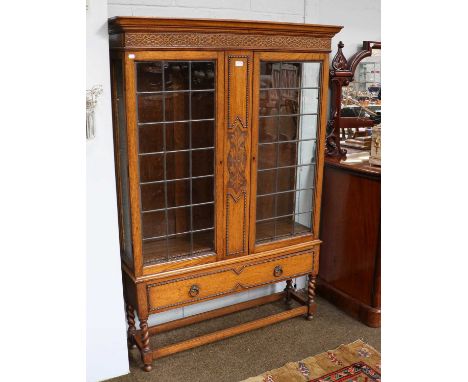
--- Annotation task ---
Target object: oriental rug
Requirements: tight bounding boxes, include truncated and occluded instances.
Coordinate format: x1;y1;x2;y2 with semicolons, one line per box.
241;339;380;382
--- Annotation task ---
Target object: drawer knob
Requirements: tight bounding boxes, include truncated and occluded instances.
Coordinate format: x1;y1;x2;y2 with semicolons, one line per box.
273;265;283;277
189;284;200;297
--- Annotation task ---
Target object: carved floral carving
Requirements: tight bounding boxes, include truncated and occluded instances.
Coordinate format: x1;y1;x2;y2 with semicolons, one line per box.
331;41;348;72
227;118;247;199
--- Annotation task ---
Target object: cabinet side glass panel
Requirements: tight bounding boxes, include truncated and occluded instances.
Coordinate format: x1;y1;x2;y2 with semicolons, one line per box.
136;60;216;265
115;60;134;268
256;61;322;244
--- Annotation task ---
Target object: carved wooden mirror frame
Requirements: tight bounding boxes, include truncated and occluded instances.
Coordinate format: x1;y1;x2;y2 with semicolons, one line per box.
325;40;381;159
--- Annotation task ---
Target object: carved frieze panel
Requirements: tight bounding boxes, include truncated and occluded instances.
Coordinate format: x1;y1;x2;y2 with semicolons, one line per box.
123;32;331;51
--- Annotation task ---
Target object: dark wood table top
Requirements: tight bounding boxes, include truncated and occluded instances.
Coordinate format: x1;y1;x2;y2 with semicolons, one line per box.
325;149;381;177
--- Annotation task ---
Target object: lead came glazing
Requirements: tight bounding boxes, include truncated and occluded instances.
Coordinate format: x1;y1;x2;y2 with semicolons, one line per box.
136;61;216;264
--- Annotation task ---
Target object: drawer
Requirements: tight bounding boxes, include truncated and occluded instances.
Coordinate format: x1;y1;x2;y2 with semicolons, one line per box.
146;250;315;312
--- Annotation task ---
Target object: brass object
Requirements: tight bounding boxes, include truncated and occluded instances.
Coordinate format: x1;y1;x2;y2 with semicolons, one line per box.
189;284;200;297
273;265;283;277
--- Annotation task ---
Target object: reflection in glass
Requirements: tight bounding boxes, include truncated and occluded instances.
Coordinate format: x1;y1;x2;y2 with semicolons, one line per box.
340;51;381;141
256;61;322;244
136;61;216;264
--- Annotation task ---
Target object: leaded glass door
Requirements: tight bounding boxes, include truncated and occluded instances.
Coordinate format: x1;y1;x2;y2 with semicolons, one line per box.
249;52;329;253
122;51;225;274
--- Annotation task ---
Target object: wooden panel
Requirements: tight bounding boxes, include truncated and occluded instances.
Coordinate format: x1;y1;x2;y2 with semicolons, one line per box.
317;279;381;328
146;250;314;312
319;162;380;307
136;240;319;283
124;53;143;277
313;54;330;239
108;18;343;52
224;52;252;257
108;17;343;37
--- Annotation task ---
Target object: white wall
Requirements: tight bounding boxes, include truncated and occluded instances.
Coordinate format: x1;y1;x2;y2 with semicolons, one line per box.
306;0;381;58
86;1;380;380
87;0;130;381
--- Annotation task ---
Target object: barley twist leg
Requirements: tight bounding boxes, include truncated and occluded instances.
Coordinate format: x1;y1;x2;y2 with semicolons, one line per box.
284;279;293;307
125;303;137;349
139;317;152;372
306;274;317;320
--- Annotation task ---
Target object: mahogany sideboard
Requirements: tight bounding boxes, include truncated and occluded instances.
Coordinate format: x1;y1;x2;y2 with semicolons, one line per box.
318;152;381;327
108;16;342;370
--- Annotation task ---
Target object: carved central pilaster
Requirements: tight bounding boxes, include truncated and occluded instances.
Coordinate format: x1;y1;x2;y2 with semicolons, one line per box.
227;118;247;200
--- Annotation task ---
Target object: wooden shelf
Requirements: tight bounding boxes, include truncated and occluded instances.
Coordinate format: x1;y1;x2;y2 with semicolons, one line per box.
143;230;214;265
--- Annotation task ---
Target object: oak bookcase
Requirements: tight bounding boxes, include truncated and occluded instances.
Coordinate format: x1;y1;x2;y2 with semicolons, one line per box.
108;16;341;371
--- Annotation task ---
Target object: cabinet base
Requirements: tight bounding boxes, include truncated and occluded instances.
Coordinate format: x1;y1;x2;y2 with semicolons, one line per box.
317;279;380;328
131;291;314;370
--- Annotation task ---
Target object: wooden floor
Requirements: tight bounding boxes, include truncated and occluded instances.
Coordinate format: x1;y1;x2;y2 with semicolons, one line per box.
106;294;380;382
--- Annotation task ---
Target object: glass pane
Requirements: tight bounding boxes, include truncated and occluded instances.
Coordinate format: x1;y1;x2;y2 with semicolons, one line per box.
136;60;216;264
296;164;315;189
192;120;214;148
191;62;215;90
139;154;164;183
166;151;190;180
259;116;277;143
276;192;295;216
294;212;312;234
193;229;214;254
164;62;189;91
164;92;190;122
277;167;297;192
191;91;214;120
295;188;313;214
259;90;280;116
256;60;321;244
299;114;318;140
165;122;189;151
256;220;275;242
278;90;299;115
275;216;294;238
193;204;214;231
256;195;275;220
192;149;214;177
302;62;321;88
279;116;298;141
278;142;297;167
258;143;277;170
192;177;214;204
167;207;191;235
167;180;191;207
139;124;164;153
257;169;276;195
301;89;319;114
140;183;166;211
259;62;302;89
137;62;163;92
138;94;164;123
142;210;167;239
298;139;317;165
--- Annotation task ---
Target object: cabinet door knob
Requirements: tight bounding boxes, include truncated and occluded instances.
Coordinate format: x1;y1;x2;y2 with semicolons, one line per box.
189;284;200;297
273;265;283;277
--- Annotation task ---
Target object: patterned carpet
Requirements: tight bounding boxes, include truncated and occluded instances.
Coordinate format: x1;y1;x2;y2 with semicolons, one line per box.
241;340;380;382
106;296;380;382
